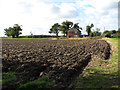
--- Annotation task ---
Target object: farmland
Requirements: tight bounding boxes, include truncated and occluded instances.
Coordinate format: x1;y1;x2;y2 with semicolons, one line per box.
2;38;113;89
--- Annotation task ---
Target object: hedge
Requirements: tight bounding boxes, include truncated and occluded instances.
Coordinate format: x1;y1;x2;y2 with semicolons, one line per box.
19;35;60;38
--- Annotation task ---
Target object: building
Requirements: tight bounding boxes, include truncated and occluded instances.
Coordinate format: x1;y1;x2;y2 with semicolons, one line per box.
68;27;81;37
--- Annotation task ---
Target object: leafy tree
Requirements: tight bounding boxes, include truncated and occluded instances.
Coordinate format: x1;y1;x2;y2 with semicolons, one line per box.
86;23;94;36
105;32;112;38
93;28;101;36
4;27;12;37
111;30;116;34
103;30;115;38
86;26;90;36
117;30;120;38
103;30;109;34
60;25;66;37
73;23;82;34
30;32;33;36
4;27;16;38
49;23;60;37
103;30;118;38
4;24;22;38
60;20;73;36
90;32;94;37
13;24;22;38
30;32;33;38
103;30;110;37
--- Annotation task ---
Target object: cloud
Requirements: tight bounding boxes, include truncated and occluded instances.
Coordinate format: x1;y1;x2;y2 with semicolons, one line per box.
58;3;78;19
76;0;118;32
51;5;60;14
18;1;33;14
0;0;118;36
119;1;120;28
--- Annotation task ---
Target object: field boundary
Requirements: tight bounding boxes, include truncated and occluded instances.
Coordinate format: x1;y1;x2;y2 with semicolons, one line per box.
74;38;118;88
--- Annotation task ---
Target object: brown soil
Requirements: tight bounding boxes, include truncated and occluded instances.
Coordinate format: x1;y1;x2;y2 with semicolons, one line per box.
2;39;111;89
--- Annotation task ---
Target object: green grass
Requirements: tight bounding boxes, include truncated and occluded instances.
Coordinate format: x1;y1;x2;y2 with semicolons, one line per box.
75;38;119;88
2;72;17;84
103;38;118;48
2;72;54;89
18;76;55;90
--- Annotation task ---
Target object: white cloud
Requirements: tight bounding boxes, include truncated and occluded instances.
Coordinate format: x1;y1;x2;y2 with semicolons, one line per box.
58;3;78;19
0;0;118;36
76;0;118;33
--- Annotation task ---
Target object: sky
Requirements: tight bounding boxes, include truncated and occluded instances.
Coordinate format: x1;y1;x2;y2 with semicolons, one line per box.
119;1;120;29
0;0;119;36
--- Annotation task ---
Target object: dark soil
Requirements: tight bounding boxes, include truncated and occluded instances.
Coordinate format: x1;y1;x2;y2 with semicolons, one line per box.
2;39;111;89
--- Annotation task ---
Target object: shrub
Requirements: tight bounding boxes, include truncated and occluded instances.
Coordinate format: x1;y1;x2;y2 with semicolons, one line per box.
60;36;69;39
112;34;118;38
19;35;60;38
89;32;94;37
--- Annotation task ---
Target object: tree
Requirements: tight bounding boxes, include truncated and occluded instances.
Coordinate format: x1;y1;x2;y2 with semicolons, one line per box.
117;30;120;38
4;27;13;37
111;30;116;34
86;23;94;36
30;32;33;36
93;28;101;36
49;23;60;37
86;25;90;36
60;20;73;36
73;23;82;35
13;24;22;38
90;32;94;37
103;30;117;38
103;30;112;38
30;31;33;38
60;25;66;36
4;24;22;38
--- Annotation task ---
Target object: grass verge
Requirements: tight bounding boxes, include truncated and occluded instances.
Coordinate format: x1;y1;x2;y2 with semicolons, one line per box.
75;38;119;88
18;76;55;90
2;72;17;84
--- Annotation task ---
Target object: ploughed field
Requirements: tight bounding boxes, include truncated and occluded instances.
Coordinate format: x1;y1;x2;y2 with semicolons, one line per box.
2;39;111;88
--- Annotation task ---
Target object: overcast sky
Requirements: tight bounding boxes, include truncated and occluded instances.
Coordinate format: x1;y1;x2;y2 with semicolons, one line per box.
0;0;118;36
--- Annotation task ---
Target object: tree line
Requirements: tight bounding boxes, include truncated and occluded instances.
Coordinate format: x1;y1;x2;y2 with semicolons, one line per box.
49;20;103;37
49;20;82;37
103;30;119;38
4;21;119;38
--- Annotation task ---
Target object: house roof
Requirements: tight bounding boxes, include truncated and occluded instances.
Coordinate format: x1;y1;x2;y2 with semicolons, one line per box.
68;27;79;32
